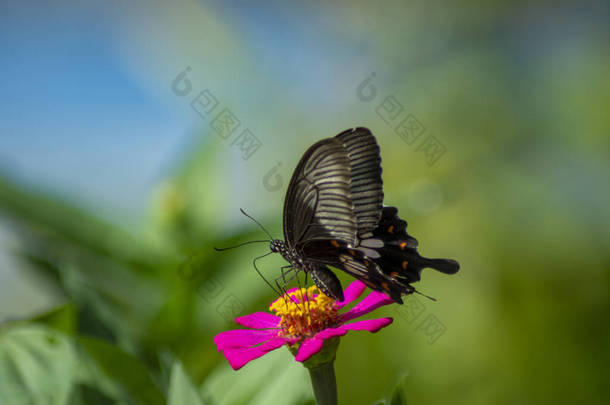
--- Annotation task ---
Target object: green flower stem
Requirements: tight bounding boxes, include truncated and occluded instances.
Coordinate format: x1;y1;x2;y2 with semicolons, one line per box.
307;361;337;405
291;337;340;405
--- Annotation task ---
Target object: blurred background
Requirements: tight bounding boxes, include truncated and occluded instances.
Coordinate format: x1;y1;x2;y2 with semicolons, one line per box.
1;0;609;404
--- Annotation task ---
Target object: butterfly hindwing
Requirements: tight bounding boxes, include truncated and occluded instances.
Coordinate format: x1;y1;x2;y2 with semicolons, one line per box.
298;206;459;303
359;207;460;293
299;238;405;303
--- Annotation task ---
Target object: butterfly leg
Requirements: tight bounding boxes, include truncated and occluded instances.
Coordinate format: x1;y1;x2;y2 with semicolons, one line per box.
274;274;291;307
274;265;295;294
278;265;300;285
275;265;293;291
274;266;301;307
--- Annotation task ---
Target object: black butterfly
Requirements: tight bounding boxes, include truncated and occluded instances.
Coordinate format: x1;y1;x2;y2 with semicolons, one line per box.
269;127;459;304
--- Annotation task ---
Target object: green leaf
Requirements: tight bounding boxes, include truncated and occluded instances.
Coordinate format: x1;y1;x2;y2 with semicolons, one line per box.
30;303;77;335
0;174;165;269
0;324;77;404
67;383;115;405
388;374;408;405
202;348;313;405
78;336;165;405
168;361;205;405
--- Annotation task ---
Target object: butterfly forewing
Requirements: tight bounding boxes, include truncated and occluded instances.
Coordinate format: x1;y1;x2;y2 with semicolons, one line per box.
335;128;384;235
283;138;357;248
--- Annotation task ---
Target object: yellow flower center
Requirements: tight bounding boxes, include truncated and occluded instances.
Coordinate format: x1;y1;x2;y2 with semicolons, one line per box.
269;286;338;338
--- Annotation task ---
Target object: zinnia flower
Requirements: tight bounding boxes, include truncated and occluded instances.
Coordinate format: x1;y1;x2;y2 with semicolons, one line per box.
214;280;394;370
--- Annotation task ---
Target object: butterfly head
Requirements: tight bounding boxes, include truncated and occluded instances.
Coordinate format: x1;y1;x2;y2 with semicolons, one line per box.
269;239;286;254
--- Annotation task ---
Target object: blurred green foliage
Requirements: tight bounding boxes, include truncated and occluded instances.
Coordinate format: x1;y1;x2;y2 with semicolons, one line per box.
1;1;609;404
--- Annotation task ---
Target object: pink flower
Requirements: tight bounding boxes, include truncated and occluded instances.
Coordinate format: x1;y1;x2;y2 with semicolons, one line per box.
214;280;394;370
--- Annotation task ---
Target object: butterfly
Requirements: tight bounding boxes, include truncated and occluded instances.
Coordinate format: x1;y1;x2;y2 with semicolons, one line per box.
269;127;459;304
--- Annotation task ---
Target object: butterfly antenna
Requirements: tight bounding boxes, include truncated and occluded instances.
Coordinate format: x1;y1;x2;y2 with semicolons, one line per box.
213;240;270;251
253;251;282;296
240;208;275;240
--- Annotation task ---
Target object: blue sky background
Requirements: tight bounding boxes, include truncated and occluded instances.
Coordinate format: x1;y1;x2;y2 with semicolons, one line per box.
0;1;191;222
0;0;388;225
3;0;607;226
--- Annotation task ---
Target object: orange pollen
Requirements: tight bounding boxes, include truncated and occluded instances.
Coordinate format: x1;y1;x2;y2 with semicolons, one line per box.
269;286;339;338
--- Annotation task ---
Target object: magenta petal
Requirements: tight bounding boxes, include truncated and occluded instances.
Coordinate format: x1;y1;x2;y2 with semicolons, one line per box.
222;337;287;370
294;317;393;362
235;312;281;329
315;317;392;340
339;317;393;333
214;329;277;351
340;290;394;322
294;337;324;362
335;280;367;309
